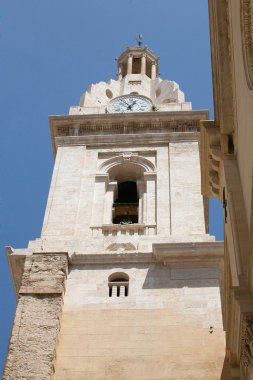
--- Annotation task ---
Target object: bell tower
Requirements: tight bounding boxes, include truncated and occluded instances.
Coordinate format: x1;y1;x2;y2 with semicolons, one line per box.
4;44;225;380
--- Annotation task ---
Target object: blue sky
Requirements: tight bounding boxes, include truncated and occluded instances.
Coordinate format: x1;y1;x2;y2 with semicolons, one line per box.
0;0;223;375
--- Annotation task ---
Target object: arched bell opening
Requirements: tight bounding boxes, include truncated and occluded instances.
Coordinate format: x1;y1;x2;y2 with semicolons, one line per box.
108;162;145;225
91;155;157;228
113;181;139;224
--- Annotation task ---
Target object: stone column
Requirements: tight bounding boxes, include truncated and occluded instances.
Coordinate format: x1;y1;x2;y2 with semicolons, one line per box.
142;191;147;224
112;286;117;297
91;174;109;226
118;63;123;80
3;253;68;380
103;181;117;224
141;54;146;75
120;285;125;297
137;180;145;223
151;62;157;79
144;172;156;224
127;54;133;75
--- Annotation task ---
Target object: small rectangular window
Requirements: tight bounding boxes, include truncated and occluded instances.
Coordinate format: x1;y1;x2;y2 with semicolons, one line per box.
108;282;129;297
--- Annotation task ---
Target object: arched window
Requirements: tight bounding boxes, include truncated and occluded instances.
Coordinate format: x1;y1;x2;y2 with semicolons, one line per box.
108;272;129;297
91;154;157;230
113;181;139;224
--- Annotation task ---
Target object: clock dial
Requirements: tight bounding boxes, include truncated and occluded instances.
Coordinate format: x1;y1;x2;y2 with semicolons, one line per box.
109;95;152;113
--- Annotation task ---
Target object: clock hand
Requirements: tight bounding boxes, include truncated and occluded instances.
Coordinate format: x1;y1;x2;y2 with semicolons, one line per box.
120;99;131;107
120;99;134;110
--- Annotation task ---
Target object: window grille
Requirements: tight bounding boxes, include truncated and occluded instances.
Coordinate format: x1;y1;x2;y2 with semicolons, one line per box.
108;273;129;297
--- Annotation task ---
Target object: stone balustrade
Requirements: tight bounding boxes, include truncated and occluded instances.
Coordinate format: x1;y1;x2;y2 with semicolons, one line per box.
90;223;156;237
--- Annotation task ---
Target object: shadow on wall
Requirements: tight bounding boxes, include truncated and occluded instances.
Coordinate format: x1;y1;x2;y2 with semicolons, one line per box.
69;264;220;290
142;265;220;289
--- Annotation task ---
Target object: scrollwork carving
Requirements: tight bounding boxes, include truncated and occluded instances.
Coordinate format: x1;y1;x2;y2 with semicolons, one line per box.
241;315;253;367
241;0;253;90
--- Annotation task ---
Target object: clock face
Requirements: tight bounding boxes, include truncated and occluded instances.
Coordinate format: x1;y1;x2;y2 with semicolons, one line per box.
108;95;152;113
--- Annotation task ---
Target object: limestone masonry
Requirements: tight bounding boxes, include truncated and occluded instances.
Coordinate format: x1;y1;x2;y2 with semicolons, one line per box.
4;45;225;379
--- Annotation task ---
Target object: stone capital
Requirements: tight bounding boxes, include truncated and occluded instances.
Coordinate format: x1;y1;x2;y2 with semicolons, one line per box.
95;173;109;185
144;172;156;181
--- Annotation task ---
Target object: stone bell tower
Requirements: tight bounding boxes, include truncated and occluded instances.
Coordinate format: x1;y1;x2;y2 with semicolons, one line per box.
4;45;225;380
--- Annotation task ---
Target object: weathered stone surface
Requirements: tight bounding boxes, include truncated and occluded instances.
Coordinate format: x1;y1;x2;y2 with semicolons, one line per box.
19;254;68;294
3;254;68;380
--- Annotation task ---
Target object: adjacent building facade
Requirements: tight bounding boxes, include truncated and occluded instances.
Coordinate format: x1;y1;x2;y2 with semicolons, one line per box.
4;45;225;379
200;1;253;379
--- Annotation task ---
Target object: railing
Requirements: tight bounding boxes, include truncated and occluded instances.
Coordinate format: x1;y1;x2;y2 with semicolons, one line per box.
90;223;156;237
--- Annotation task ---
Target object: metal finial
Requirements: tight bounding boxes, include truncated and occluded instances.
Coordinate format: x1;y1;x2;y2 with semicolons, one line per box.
136;34;143;47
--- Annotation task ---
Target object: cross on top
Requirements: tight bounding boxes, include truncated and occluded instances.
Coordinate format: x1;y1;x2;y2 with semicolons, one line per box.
136;34;143;47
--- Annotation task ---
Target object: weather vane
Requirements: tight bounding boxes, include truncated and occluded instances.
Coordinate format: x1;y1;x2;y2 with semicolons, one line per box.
136;34;143;47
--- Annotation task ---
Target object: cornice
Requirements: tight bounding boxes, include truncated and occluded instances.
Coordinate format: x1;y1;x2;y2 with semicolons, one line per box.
153;241;224;267
69;241;224;266
49;110;208;156
117;46;159;62
49;110;209;127
70;252;154;265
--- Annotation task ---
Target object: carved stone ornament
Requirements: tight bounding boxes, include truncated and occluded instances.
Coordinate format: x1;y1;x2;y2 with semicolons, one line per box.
241;315;253;367
241;0;253;90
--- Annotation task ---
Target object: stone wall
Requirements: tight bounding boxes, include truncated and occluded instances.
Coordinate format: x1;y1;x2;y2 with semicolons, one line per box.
53;263;225;380
3;254;68;380
36;141;211;256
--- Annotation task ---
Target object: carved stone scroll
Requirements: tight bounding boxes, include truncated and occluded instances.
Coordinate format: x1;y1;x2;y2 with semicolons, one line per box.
241;314;253;368
241;0;253;90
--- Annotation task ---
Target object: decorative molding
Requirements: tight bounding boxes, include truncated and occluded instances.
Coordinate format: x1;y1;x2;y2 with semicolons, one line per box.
98;153;156;174
241;0;253;90
70;251;154;265
153;241;224;267
208;0;235;133
128;80;141;85
49;111;207;156
200;120;222;199
105;243;136;253
56;121;200;138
